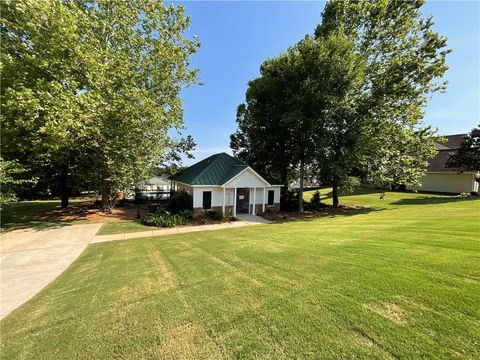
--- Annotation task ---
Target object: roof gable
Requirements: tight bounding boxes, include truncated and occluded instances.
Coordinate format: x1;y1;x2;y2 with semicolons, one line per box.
442;134;467;149
169;153;250;185
222;167;270;188
429;134;469;173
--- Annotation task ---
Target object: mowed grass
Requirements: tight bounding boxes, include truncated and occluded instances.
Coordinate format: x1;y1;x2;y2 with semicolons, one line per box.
1;190;479;359
0;200;90;231
97;219;153;235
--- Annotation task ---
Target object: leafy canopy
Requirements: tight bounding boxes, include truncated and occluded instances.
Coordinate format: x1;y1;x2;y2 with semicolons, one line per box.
1;0;199;206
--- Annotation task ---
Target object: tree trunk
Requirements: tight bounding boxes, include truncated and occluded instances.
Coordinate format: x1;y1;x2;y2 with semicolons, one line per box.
61;192;69;208
101;170;112;213
298;157;305;212
332;178;339;208
59;165;69;208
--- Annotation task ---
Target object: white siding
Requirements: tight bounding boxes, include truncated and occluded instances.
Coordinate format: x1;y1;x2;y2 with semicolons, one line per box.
193;187;227;208
250;188;265;205
223;168;268;188
409;173;476;193
191;186;281;209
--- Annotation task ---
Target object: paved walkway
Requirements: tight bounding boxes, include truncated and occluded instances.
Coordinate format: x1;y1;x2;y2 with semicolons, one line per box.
0;215;270;319
92;214;271;244
0;223;102;319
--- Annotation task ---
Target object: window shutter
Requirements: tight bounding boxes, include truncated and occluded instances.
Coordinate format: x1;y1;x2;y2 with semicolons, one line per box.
268;190;274;205
203;191;212;209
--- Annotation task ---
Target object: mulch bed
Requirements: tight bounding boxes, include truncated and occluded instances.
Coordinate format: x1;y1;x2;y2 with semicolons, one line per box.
262;204;371;222
41;202;148;222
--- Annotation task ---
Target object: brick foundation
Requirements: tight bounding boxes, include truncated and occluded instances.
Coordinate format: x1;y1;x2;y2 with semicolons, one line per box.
194;204;279;217
249;203;280;214
265;203;280;212
194;206;233;217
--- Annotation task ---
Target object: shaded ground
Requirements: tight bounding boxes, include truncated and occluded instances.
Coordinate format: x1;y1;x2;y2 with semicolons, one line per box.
1;190;479;358
0;199;146;231
263;204;380;222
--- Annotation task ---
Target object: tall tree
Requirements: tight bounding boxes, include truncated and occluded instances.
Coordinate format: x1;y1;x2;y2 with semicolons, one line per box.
0;158;36;207
446;126;480;173
231;50;312;211
77;0;199;211
1;0;199;210
313;0;449;206
231;0;449;209
1;0;89;207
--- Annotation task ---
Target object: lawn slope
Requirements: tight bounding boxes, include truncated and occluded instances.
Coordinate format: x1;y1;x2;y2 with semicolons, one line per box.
1;190;479;359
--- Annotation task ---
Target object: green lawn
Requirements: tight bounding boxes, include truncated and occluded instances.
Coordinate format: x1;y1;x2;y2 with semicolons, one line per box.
97;219;153;235
1;190;479;358
0;200;91;231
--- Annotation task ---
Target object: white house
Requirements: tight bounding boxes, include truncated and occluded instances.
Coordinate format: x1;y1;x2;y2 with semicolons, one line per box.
408;134;479;194
134;176;171;200
169;153;282;217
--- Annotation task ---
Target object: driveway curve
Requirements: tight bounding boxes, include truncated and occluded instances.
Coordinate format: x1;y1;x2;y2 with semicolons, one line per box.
0;223;102;319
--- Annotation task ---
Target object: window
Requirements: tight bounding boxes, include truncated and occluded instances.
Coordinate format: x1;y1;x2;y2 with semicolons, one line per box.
202;191;212;210
268;190;275;205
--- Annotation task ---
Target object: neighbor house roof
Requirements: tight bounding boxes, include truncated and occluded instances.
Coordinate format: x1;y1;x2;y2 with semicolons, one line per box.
429;134;467;173
441;134;467;149
136;176;170;188
169;152;280;186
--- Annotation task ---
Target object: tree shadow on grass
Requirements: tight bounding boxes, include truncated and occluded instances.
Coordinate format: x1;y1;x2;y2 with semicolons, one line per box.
271;205;389;224
391;195;479;206
1;219;87;233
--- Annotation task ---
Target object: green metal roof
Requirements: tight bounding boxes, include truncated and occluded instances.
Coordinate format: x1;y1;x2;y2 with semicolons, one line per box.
169;153;252;186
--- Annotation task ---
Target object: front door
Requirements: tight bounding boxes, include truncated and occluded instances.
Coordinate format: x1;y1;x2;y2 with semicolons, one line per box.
236;188;250;213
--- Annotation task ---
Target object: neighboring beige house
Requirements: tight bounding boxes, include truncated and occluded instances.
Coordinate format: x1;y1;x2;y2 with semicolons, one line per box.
169;153;282;217
408;134;479;194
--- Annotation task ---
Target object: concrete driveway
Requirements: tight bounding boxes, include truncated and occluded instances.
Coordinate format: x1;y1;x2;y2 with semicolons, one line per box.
0;223;102;319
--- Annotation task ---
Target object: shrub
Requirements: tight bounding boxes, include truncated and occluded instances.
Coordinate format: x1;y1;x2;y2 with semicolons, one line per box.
91;199;102;209
308;190;327;211
134;191;148;204
281;190;298;212
142;210;186;228
118;198;134;208
178;209;194;220
147;204;162;213
206;210;223;221
310;190;321;207
167;190;193;213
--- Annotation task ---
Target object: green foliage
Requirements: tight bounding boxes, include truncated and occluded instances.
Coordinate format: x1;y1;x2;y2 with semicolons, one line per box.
206;210;223;221
178;209;194;220
1;0;199;208
281;190;299;212
232;0;449;208
446;126;480;173
308;190;326;211
167;190;193;213
313;0;449;204
118;198;135;208
142;210;187;228
0;158;36;206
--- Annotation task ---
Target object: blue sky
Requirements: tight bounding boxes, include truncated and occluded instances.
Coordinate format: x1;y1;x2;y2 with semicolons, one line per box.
173;1;479;165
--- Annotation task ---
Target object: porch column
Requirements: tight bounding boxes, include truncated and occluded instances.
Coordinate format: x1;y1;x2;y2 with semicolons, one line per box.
262;188;266;213
233;188;237;217
252;187;256;215
222;187;226;216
